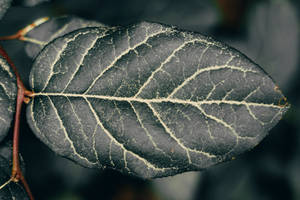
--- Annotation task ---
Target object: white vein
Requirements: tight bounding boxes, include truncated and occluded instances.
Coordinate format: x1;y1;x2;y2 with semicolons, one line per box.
91;125;100;164
0;178;12;190
25;19;78;46
194;103;241;155
34;93;284;109
29;98;56;150
47;96;96;165
123;150;129;171
109;139;115;167
245;105;264;125
205;84;216;100
0;59;13;78
83;97;171;171
83;29;169;94
194;104;243;139
205;56;234;101
47;21;71;43
222;89;234;100
22;37;46;46
134;39;211;98
147;103;216;163
29;24;288;174
243;86;261;101
168;65;257;98
197;45;210;69
61;33;106;93
40;30;92;92
0;116;7;124
113;100;125;137
33;91;284;157
129;102;167;155
270;109;283;124
205;120;215;140
0;82;11;99
65;96;88;140
46;18;111;45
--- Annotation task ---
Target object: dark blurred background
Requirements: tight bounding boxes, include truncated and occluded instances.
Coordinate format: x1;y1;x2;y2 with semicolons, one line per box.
0;0;299;199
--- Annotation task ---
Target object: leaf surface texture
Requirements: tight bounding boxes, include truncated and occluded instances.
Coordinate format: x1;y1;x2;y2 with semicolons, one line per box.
0;55;16;142
25;16;109;58
27;22;289;178
0;141;28;199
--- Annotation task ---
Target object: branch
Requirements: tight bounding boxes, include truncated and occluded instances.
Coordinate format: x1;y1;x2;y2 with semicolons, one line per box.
0;45;34;200
0;17;49;45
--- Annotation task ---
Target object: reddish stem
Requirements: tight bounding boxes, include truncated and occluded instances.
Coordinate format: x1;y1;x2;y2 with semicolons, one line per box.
0;32;21;41
0;45;34;200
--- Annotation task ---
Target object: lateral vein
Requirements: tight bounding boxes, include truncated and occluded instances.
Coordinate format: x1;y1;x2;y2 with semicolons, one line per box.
83;29;170;94
83;97;172;171
48;96;96;165
147;102;215;161
168;65;257;98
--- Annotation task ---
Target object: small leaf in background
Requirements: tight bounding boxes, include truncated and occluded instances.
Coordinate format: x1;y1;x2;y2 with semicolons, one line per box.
0;141;29;199
0;0;12;20
20;0;50;7
27;21;289;178
0;54;16;142
153;172;200;200
25;15;110;58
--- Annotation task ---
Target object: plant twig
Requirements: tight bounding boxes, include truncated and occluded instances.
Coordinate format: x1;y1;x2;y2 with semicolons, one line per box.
0;45;34;200
0;17;49;44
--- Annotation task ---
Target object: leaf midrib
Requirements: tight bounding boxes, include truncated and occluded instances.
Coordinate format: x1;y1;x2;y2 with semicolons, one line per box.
33;92;283;109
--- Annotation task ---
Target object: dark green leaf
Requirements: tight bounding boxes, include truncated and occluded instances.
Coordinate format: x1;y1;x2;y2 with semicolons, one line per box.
0;55;16;142
26;22;289;178
0;141;29;199
25;16;109;58
0;0;12;20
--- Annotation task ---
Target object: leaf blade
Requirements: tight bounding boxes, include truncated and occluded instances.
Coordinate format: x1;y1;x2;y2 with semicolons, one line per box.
0;55;16;142
0;141;29;199
27;22;289;178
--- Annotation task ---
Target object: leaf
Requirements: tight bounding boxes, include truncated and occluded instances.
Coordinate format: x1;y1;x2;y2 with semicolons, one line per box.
25;15;109;58
0;55;16;142
26;22;289;178
0;0;12;20
0;141;29;199
0;157;29;199
20;0;50;7
0;141;26;178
